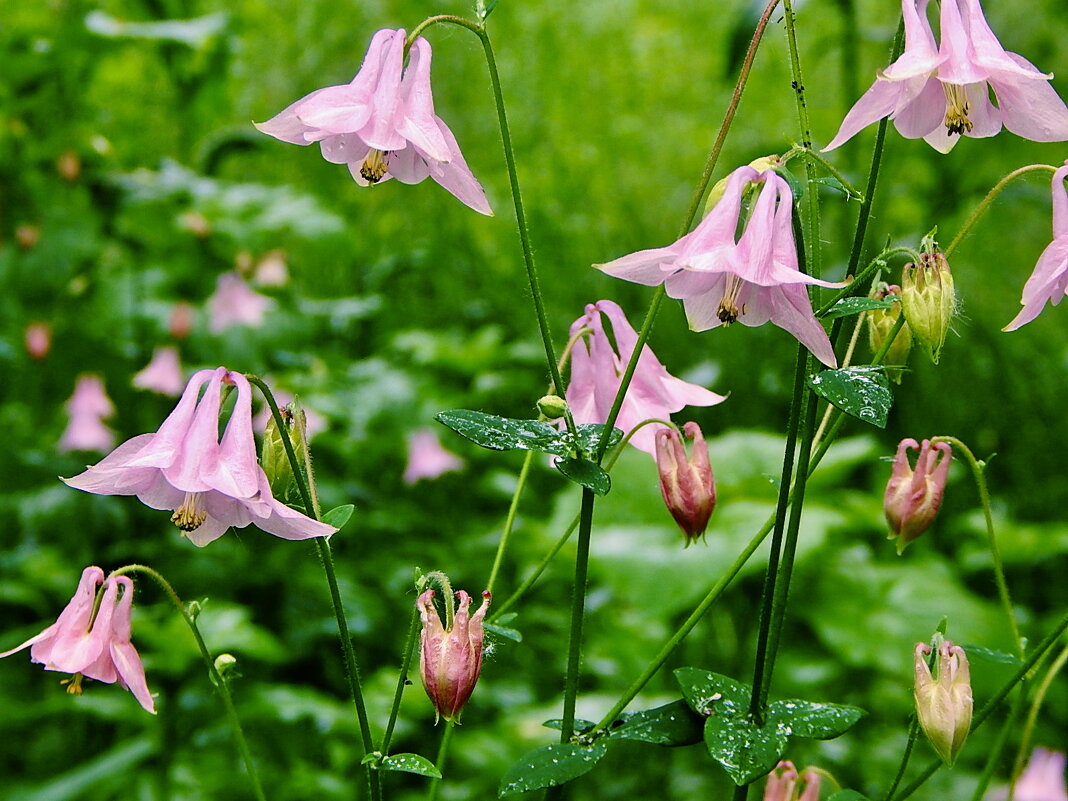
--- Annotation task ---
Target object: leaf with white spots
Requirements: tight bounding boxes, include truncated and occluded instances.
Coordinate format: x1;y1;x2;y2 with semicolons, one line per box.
498;743;608;796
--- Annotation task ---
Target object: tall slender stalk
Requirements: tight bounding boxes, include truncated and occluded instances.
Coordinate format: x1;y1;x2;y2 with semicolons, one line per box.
945;164;1058;257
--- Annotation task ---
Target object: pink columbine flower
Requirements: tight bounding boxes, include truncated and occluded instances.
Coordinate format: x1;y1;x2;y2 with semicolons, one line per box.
1004;162;1068;331
208;272;273;334
59;374;116;453
565;300;726;456
133;346;186;396
825;0;1068;153
417;588;490;722
884;437;952;553
64;367;336;547
404;427;464;485
255;28;492;216
0;566;156;713
596;166;843;367
1013;748;1068;801
656;422;716;545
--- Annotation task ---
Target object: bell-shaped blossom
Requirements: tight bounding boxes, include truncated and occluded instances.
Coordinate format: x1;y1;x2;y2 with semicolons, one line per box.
64;367;336;547
256;28;492;216
208;272;273;334
1;567;155;713
884;437;952;553
59;374;116;453
133;346;186;396
656;422;716;545
914;640;973;766
404;427;464;485
418;588;490;722
1004;162;1068;331
596;166;842;367
825;0;1068;153
1012;748;1068;801
565;300;726;456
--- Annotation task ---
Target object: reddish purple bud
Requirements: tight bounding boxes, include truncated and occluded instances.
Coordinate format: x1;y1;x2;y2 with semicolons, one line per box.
884;438;951;553
656;422;716;545
417;588;490;722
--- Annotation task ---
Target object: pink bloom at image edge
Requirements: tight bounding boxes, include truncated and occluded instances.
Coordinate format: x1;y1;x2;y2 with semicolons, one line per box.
133;346;186;396
209;272;273;334
255;28;492;216
564;300;726;456
596;165;843;368
762;761;822;801
0;566;155;713
59;374;116;453
1004;162;1068;331
884;437;951;553
63;367;335;547
417;589;490;722
404;428;464;484
1009;748;1068;801
824;0;1068;153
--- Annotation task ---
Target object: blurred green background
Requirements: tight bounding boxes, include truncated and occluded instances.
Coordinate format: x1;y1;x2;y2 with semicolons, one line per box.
1;0;1066;798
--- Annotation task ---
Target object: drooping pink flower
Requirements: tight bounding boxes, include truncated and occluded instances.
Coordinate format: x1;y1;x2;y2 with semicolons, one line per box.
255;28;492;216
0;567;156;713
656;422;716;545
133;346;186;396
884;437;952;553
404;428;464;484
64;367;336;547
59;374;115;453
825;0;1068;153
24;321;51;360
565;300;726;456
208;272;273;334
1013;748;1068;801
418;588;490;722
1004;162;1068;331
597;166;842;367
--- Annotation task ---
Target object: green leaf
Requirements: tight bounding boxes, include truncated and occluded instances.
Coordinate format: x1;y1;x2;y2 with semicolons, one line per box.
961;645;1022;666
435;410;569;455
674;667;751;714
816;176;863;201
321;504;355;530
498;743;608;796
541;719;597;734
476;0;500;20
573;424;624;457
822;297;896;320
376;753;441;778
554;457;611;495
768;699;866;739
704;711;789;786
484;622;523;643
605;700;704;746
808;367;892;429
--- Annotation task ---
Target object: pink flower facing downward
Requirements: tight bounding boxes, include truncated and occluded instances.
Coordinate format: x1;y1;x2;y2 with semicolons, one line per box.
255;28;492;216
417;588;490;722
404;427;464;485
1013;748;1068;801
596;166;843;367
59;374;116;453
825;0;1068;153
133;346;186;396
1004;162;1068;331
64;367;336;547
884;437;951;553
565;300;726;456
656;422;716;545
209;272;273;334
0;567;155;713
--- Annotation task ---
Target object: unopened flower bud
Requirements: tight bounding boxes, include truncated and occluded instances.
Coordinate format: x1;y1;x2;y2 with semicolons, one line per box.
914;640;973;766
417;587;490;722
214;653;238;676
884;438;951;553
261;401;308;501
867;283;912;382
537;394;568;420
656;422;716;546
901;251;954;364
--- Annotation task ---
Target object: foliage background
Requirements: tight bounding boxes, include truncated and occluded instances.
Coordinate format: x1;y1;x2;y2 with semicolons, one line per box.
1;0;1066;798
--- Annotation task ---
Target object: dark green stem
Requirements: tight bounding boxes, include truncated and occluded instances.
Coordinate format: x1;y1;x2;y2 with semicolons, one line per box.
381;605;421;756
971;687;1029;801
945;164;1058;257
559;489;597;742
426;722;455;801
486;450;534;596
882;719;920;801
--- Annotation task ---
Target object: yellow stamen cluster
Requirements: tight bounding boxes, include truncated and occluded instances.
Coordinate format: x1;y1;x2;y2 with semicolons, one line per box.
63;674;85;696
171;493;207;532
717;275;745;325
360;149;390;183
942;84;974;136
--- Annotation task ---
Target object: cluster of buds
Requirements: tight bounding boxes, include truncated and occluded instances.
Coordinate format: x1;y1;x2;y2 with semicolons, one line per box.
884;438;951;553
900;237;955;364
417;581;491;722
867;283;912;382
655;422;716;545
914;640;973;766
762;761;823;801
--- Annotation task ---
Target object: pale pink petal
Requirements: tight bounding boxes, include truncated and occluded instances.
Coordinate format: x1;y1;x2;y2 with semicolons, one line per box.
358;29;408;152
1003;240;1068;330
598;242;689;286
2;567;104;662
1013;748;1068;801
962;81;1003;137
990;57;1068;142
396;38;450;162
47;577;117;674
388;145;432;184
249;495;337;541
157;368;226;493
181;513;232;548
205;372;261;500
892;77;947;138
209;272;273;333
404;428;464;484
67;375;114;418
124;369;215;469
936;0;987;85
880;0;940;81
767;284;839;367
961;0;1051;81
320;134;370;165
922;122;962;153
422;121;493;216
63;434;157;495
291;85;374;138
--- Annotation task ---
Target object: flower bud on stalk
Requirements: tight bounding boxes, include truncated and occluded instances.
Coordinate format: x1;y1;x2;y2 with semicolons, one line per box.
261;401;308;501
901;251;954;364
914;640;973;765
536;394;568;420
656;422;716;546
884;438;951;553
867;283;912;382
417;588;490;722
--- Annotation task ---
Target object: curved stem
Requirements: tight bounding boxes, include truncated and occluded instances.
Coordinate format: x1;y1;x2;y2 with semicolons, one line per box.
426;721;455;801
486;451;534;596
881;718;920;801
972;686;1028;801
1010;639;1068;798
380;604;421;756
815;247;918;317
113;565;267;801
945;164;1057;257
783;145;864;200
929;436;1022;657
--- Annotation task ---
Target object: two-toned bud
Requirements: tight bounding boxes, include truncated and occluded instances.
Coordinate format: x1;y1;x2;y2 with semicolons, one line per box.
261;400;309;500
762;761;823;801
884;438;951;553
656;422;716;546
914;640;973;766
867;283;912;382
417;587;491;722
901;251;954;364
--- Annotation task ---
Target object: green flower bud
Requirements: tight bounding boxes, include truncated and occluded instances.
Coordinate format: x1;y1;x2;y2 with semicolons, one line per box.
536;394;568;420
261;401;308;500
867;284;912;383
914;641;973;766
901;252;955;364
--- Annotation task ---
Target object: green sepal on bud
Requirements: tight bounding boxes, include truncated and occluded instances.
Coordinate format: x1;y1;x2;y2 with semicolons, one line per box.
704;155;781;217
867;283;912;383
900;232;955;364
536;394;568;420
261;400;309;501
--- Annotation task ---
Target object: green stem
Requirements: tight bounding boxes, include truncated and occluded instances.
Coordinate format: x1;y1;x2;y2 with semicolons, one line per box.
380;605;421;756
815;247;918;317
426;721;455;801
971;686;1029;801
783;145;864;200
486;451;535;596
881;719;920;801
929;436;1022;657
945;164;1058;257
113;565;267;801
559;489;597;742
1010;640;1068;797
